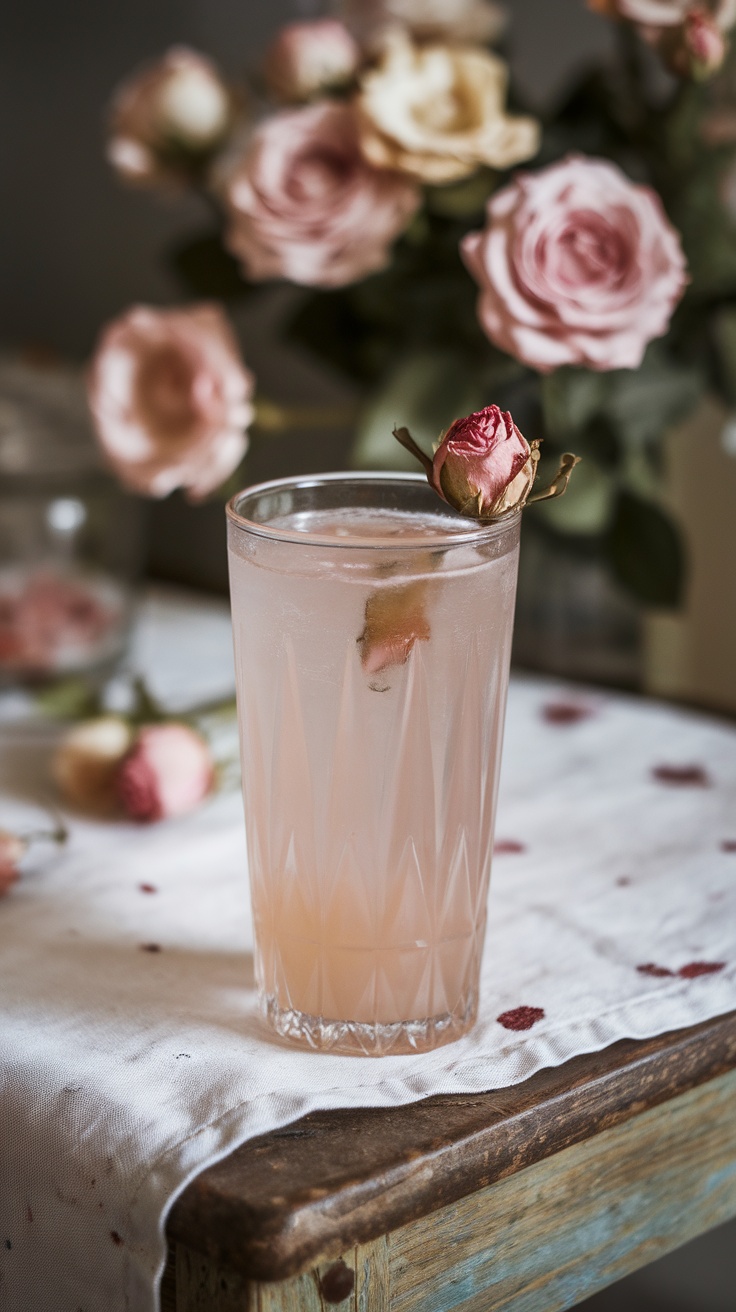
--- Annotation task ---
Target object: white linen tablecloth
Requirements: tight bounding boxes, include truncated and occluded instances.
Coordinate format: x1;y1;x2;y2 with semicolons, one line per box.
1;589;735;1312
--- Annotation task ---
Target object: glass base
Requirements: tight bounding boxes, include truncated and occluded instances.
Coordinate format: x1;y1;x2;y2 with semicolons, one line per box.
262;991;478;1057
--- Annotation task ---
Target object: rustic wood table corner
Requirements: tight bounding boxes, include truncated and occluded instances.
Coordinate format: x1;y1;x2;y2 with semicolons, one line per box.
163;1010;736;1312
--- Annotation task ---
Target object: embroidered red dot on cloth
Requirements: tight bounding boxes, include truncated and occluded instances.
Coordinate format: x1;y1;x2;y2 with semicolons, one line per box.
1;593;734;1312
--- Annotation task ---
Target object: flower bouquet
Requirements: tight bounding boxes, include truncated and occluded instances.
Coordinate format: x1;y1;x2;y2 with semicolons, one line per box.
88;0;736;615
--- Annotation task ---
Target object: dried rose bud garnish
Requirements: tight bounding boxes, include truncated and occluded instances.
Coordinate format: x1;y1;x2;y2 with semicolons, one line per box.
356;406;578;680
393;404;579;521
357;582;430;675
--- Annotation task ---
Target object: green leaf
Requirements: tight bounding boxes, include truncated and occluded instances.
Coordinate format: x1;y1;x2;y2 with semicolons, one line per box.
285;288;387;384
713;305;736;406
169;232;255;301
33;677;103;721
425;169;496;220
607;345;704;447
534;458;615;536
351;351;487;471
541;369;609;442
129;676;166;725
606;490;685;608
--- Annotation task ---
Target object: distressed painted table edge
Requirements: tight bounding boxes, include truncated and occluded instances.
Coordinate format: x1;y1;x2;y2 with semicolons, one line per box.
164;1066;736;1311
166;1010;736;1285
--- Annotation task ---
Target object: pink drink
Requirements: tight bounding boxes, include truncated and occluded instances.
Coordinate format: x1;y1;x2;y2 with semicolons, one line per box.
227;475;520;1055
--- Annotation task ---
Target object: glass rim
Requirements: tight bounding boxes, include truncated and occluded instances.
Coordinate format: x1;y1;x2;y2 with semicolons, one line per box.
226;472;520;551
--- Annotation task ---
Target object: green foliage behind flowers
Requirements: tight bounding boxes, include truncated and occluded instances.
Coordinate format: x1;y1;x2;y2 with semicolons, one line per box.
112;12;736;612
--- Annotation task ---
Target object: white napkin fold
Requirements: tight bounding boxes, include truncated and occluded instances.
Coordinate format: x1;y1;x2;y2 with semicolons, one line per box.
1;591;734;1312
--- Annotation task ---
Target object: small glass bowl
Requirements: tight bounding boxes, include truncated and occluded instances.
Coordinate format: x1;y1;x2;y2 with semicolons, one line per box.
0;356;146;691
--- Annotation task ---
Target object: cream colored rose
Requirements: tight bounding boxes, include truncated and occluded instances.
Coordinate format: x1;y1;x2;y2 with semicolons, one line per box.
263;20;361;102
357;32;539;184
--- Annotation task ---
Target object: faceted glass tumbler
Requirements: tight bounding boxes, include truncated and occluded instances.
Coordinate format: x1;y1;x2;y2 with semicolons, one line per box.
227;474;520;1056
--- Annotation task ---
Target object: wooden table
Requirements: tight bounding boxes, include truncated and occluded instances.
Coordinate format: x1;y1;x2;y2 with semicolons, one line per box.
163;1011;736;1312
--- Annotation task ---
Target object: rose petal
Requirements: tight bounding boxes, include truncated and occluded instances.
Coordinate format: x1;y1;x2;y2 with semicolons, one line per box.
497;1005;545;1030
652;764;710;786
678;960;725;978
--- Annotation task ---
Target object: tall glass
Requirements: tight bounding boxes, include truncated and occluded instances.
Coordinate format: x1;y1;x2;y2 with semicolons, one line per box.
227;474;520;1056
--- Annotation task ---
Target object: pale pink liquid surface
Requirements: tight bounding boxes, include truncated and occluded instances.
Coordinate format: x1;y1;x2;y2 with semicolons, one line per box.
228;505;519;1053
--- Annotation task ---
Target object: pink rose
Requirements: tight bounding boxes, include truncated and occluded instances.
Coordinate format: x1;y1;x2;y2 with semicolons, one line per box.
461;155;688;373
107;47;234;187
263;20;361;102
393;407;579;518
432;406;535;517
53;717;133;815
0;862;18;897
683;7;727;65
223;100;420;288
659;7;728;74
117;724;214;823
88;304;255;499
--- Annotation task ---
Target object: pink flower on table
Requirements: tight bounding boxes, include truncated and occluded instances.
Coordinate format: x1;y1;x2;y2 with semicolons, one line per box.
263;20;361;102
461;155;688;373
107;47;234;187
88;305;254;499
117;724;214;823
222;100;421;288
431;405;536;517
54;716;133;814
